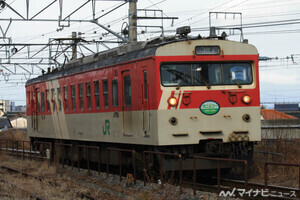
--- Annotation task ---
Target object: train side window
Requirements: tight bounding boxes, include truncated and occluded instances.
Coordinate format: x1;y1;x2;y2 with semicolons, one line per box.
27;91;31;108
51;88;56;111
94;81;100;109
143;70;147;100
41;92;45;112
37;92;40;113
32;91;35;105
64;86;68;111
71;85;76;111
103;79;109;108
32;91;35;115
78;83;83;110
112;79;118;107
46;90;50;112
57;88;62;111
86;82;91;110
124;75;131;106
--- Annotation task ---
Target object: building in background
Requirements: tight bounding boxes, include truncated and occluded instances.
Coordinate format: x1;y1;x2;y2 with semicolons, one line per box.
261;109;300;140
10;113;27;130
0;99;27;130
274;103;299;112
12;105;26;112
0;100;26;116
274;103;300;119
0;117;12;131
0;100;12;113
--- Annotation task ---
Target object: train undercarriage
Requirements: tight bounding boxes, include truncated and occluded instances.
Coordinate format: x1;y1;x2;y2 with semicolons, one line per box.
31;137;254;171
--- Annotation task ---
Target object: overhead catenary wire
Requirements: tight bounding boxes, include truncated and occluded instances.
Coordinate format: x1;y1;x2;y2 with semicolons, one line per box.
1;0;300;102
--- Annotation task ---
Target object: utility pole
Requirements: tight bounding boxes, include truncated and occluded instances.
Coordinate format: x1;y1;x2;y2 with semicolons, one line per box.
128;0;137;42
72;32;77;60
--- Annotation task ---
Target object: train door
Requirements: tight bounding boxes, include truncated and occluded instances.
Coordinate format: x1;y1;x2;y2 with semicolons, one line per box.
142;69;150;136
121;70;133;135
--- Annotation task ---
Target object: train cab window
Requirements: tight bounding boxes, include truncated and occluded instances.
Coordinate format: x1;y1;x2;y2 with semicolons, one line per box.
160;63;253;87
223;64;253;85
79;84;84;110
71;85;76;111
112;80;118;107
46;90;50;112
41;92;45;112
94;81;100;109
124;75;131;106
57;88;62;111
103;79;109;108
64;86;68;111
51;88;56;111
86;82;91;110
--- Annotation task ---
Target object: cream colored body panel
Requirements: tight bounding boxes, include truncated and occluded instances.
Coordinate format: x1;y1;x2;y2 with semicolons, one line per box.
155;39;258;56
27;110;158;145
45;80;70;139
28;106;260;146
157;106;261;145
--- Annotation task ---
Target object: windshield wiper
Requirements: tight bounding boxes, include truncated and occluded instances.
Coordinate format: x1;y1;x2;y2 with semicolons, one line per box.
200;78;211;89
194;75;211;89
233;80;242;88
176;72;186;90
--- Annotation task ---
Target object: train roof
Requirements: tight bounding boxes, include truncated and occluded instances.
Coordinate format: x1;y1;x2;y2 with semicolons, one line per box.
26;36;257;86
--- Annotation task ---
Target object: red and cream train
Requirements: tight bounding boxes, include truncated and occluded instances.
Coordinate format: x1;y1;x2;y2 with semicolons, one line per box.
26;30;261;170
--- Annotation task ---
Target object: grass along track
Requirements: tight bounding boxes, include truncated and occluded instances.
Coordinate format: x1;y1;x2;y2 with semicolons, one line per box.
0;156;218;200
0;164;128;200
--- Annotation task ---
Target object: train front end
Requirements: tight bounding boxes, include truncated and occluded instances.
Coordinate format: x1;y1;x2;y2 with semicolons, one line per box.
155;39;260;168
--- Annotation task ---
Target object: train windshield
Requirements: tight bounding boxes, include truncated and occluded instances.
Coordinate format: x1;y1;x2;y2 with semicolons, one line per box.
160;62;253;87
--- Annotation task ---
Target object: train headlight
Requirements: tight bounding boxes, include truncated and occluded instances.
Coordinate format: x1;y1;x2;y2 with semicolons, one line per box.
241;95;252;104
168;97;178;107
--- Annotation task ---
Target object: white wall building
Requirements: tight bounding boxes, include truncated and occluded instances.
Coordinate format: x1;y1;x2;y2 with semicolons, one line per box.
0;100;11;114
10;116;27;129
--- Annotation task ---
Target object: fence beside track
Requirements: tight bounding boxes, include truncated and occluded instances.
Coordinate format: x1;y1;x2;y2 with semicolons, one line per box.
0;139;42;159
106;147;136;185
143;150;183;193
193;156;248;197
0;139;299;199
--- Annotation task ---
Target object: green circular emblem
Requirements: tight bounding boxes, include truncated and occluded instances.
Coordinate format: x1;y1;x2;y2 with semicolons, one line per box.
200;101;220;115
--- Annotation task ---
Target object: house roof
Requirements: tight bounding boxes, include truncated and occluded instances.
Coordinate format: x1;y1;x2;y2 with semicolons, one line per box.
9;112;26;121
261;109;298;120
0;117;12;128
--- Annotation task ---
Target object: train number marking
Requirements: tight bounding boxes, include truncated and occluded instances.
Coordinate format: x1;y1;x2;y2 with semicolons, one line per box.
102;120;110;135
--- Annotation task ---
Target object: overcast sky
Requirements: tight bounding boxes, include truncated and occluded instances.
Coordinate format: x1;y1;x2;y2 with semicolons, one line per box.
0;0;300;106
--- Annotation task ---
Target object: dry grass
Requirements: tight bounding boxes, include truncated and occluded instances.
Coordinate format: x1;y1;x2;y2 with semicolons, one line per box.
0;130;30;150
252;139;300;187
0;130;29;141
